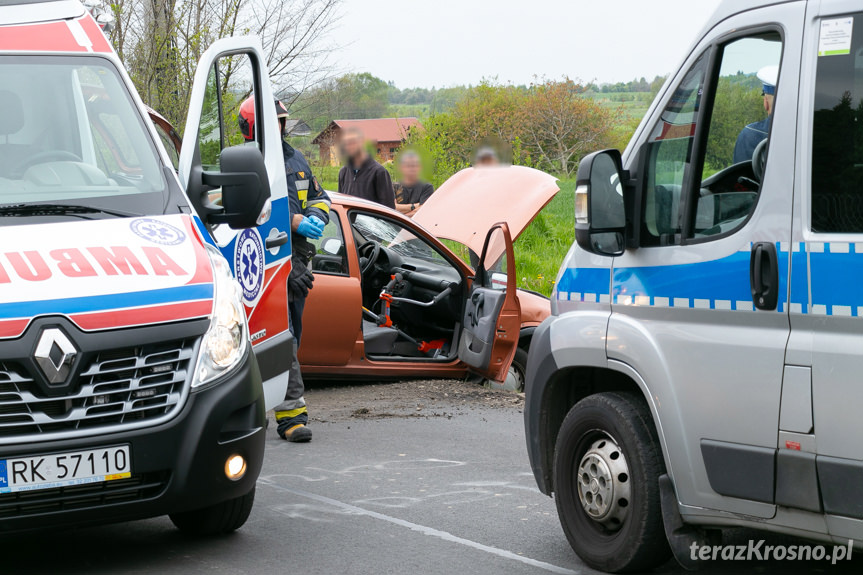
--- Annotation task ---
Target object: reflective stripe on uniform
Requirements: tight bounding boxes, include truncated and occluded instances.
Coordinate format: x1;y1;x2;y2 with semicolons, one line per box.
275;406;308;420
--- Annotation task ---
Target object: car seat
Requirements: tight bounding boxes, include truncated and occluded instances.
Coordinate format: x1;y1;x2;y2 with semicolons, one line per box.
362;320;399;355
0;90;39;177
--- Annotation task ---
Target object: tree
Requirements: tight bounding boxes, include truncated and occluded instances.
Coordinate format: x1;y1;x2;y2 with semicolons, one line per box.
108;0;341;131
521;78;618;176
703;77;765;171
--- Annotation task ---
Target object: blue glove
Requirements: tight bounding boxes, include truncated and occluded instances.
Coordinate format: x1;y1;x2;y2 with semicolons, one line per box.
307;215;326;232
297;215;325;239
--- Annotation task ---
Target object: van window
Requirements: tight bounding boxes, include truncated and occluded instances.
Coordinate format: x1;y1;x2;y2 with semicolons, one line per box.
811;14;863;233
642;54;707;246
696;34;782;238
0;55;167;219
641;33;783;244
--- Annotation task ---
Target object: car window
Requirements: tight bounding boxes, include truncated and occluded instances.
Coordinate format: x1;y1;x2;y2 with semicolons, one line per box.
350;211;450;265
308;212;349;275
811;14;863;233
0;55;166;215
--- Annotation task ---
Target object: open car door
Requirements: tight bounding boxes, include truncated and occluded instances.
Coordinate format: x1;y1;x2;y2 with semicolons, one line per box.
459;222;521;382
179;37;292;410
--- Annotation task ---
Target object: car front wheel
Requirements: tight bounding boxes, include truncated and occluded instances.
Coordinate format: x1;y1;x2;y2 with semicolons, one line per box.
553;392;671;572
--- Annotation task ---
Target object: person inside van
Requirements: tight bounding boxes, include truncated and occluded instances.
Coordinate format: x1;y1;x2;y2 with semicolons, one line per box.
732;65;777;164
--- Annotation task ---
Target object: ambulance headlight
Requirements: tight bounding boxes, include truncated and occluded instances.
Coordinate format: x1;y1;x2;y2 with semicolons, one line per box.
192;247;248;388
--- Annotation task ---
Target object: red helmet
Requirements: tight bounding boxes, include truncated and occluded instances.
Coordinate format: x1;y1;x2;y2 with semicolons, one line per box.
238;97;289;141
238;97;256;140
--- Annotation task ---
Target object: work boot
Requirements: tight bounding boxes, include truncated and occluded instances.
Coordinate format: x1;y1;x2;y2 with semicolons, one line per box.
279;422;313;443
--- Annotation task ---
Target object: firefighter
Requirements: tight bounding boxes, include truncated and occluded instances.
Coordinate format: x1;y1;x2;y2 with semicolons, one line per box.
239;97;330;442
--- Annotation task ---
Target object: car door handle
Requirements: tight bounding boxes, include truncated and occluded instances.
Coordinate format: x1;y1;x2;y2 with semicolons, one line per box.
750;242;778;311
265;231;289;250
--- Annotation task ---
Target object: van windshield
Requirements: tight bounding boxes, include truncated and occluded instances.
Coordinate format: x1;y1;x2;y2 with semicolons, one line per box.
0;55;167;222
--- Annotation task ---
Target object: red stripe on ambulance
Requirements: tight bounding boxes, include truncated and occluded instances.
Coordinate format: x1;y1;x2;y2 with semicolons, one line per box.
70;300;213;330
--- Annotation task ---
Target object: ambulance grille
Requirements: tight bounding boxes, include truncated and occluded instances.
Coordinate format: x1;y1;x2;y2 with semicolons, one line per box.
0;338;196;438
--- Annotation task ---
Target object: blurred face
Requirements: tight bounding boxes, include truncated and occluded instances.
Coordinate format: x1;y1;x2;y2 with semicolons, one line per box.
400;155;421;185
763;94;774;115
476;154;498;167
341;131;364;162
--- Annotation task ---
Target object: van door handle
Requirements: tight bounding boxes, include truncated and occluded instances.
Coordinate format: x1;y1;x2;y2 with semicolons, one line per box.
265;231;289;250
750;242;778;311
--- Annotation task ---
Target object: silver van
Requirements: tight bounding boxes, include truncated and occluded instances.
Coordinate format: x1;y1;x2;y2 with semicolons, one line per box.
524;0;863;571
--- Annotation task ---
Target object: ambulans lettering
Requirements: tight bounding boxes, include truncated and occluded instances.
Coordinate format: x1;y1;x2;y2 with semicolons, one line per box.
0;246;187;282
87;246;148;276
50;249;97;278
6;252;51;282
142;247;186;276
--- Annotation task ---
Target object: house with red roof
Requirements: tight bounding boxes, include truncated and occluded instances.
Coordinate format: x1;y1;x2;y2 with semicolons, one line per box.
312;118;422;166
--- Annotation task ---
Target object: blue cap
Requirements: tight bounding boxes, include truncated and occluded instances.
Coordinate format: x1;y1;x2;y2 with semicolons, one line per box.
758;65;778;96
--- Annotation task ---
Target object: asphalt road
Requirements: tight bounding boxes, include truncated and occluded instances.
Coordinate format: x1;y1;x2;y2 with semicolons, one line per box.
4;379;863;575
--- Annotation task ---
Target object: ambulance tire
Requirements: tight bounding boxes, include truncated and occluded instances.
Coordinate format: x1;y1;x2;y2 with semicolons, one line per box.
553;392;670;573
170;486;256;535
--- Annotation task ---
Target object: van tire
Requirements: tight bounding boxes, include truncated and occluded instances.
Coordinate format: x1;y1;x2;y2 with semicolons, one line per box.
170;487;256;535
553;392;670;572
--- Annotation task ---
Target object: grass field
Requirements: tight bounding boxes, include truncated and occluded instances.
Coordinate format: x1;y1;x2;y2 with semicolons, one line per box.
513;180;574;295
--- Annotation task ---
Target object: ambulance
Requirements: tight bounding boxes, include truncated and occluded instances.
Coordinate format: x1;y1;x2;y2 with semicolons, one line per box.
525;0;863;571
0;0;294;533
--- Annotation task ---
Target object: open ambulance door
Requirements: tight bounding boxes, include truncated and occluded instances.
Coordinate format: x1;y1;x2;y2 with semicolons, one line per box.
458;223;521;383
179;37;292;410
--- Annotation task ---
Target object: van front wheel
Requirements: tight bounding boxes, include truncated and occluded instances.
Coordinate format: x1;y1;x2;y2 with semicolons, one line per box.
553;392;670;572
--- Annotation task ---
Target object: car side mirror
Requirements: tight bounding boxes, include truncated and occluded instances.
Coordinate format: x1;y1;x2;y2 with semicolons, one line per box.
203;145;271;229
321;237;342;255
575;149;627;257
490;272;507;291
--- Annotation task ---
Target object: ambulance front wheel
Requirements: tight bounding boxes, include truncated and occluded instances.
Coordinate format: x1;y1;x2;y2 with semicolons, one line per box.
170;486;256;535
553;392;671;573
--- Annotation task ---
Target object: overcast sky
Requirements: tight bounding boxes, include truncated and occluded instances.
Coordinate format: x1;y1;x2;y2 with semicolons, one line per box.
334;0;722;88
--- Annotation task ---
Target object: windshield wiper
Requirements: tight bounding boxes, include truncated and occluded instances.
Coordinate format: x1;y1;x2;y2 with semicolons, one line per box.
0;203;139;218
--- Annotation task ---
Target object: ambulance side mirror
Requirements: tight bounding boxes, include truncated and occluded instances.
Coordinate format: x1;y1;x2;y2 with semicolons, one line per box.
203;145;271;229
575;149;627;257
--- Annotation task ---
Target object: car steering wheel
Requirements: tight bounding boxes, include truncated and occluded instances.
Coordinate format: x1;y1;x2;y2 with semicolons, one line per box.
12;151;82;178
752;138;769;182
358;240;382;275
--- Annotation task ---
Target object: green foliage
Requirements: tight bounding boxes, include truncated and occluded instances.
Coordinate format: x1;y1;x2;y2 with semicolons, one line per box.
703;76;766;171
514;185;573;295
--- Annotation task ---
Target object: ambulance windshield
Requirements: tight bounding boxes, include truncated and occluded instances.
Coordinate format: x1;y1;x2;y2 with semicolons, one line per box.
0;55;167;218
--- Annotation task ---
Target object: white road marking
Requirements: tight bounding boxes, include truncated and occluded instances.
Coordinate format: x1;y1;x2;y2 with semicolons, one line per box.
259;479;580;575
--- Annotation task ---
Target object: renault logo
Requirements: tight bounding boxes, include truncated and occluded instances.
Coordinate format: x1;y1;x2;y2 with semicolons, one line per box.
34;329;77;384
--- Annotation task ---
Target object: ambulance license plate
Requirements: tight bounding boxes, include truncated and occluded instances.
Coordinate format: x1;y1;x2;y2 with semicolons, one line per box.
0;446;131;493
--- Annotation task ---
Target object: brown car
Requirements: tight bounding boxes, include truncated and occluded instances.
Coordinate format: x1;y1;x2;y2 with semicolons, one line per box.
146;109;556;388
300;166;558;390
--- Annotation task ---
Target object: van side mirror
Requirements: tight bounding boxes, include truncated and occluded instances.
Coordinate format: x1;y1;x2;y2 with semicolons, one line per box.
203;145;271;229
575;149;627;256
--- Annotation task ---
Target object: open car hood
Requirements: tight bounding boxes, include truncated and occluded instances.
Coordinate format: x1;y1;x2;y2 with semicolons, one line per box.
413;166;559;263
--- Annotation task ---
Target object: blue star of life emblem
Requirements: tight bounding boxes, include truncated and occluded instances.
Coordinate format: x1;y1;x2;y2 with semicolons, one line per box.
234;229;264;304
130;218;186;246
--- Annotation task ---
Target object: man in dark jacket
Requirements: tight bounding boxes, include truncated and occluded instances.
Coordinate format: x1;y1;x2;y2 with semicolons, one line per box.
337;127;395;209
394;150;434;217
239;97;330;443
